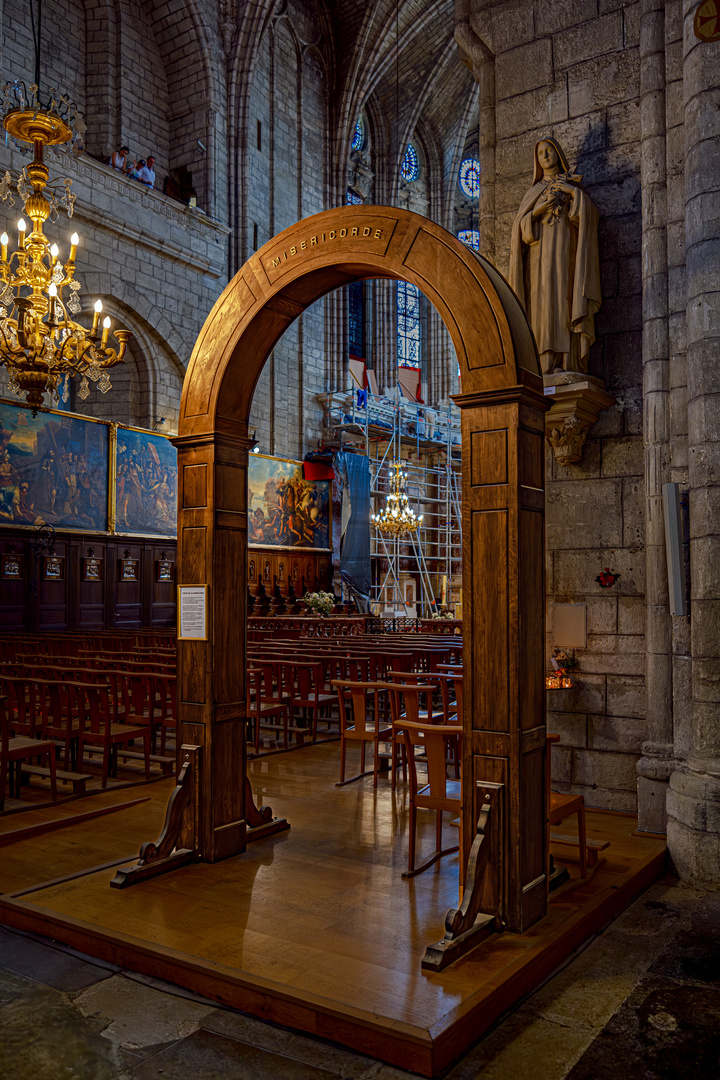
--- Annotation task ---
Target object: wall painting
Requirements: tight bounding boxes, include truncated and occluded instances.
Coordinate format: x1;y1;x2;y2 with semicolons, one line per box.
0;399;108;531
114;425;177;538
248;454;331;551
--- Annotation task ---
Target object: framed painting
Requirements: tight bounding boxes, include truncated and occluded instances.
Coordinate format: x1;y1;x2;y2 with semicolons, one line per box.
156;559;174;582
119;558;138;581
248;454;331;550
43;555;65;580
82;557;103;581
0;398;108;532
1;552;23;579
114;425;177;538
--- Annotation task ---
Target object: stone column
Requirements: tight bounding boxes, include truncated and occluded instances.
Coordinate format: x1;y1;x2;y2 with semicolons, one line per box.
666;3;720;882
636;0;675;831
455;1;495;263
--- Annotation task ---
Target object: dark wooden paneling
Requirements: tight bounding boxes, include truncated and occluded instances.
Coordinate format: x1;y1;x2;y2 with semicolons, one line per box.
0;528;176;630
37;538;69;631
519;508;545;730
246;548;327;597
471;509;509;733
0;536;28;630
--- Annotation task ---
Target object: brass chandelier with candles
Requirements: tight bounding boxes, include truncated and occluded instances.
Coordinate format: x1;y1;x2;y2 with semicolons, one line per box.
371;460;423;537
0;78;130;412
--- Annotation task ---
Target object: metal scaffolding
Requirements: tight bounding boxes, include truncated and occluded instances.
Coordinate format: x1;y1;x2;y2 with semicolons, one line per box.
318;387;462;617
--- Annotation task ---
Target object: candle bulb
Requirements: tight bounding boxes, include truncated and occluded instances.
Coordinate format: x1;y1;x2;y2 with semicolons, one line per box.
17;219;26;249
1;232;7;261
91;299;102;335
50;243;59;261
101;315;111;347
69;232;78;262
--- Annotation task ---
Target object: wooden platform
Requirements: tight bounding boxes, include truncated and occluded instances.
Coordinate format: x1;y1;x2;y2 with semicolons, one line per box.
0;742;666;1077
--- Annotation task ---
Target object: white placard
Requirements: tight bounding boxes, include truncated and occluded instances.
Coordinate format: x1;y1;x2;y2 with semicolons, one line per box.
178;585;207;640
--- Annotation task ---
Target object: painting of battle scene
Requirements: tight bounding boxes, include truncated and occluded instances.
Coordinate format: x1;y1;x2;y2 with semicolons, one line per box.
0;400;108;531
248;454;330;550
115;426;177;537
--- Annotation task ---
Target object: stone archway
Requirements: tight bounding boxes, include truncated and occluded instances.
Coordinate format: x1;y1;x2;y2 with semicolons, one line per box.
175;206;549;933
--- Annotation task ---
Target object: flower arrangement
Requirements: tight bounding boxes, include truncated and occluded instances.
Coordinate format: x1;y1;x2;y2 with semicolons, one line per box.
431;608;454;620
304;590;335;616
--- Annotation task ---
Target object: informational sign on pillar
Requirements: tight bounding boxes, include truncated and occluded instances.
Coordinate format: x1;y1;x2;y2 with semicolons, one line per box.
178;585;208;640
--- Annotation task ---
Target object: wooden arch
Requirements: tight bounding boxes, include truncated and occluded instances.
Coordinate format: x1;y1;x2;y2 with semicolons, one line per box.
176;206;549;933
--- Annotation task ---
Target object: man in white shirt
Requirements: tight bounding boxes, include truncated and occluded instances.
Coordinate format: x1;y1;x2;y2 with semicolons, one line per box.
137;156;156;188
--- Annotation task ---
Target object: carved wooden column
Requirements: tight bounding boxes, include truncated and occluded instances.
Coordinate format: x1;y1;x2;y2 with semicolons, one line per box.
456;375;551;933
174;423;251;862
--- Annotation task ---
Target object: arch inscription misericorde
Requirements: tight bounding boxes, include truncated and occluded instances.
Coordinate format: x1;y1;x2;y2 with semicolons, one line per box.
175;205;550;933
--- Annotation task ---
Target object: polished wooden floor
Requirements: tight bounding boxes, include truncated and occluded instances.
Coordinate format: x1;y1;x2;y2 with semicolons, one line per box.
0;742;666;1076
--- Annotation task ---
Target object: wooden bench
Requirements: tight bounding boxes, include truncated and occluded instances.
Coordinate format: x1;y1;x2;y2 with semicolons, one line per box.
550;832;610;868
113;748;176;776
20;764;89;795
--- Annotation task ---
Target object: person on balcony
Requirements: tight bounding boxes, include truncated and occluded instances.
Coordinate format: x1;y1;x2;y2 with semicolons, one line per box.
109;145;130;172
137;156;156;188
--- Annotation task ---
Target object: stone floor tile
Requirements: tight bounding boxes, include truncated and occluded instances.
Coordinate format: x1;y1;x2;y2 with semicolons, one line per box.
444;1008;593;1080
566;975;720;1080
73;974;217;1055
131;1027;345;1079
0;966;120;1080
648;895;720;986
202;1009;385;1078
0;925;115;991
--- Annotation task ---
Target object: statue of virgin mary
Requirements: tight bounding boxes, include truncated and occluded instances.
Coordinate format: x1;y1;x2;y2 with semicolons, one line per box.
509;138;601;375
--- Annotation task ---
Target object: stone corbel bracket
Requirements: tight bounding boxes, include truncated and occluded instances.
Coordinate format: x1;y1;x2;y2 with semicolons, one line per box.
543;374;615;466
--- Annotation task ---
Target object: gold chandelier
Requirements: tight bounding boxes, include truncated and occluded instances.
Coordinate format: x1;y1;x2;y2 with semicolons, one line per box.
371;461;423;537
0;80;130;411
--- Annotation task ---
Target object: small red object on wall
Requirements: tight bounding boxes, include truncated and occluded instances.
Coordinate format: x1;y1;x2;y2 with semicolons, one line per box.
596;567;620;588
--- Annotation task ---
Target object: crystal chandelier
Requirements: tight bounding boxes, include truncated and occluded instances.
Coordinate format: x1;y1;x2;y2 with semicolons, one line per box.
371;461;423;537
0;79;131;411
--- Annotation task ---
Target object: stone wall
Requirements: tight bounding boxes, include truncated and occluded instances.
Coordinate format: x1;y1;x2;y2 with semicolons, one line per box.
459;0;649;810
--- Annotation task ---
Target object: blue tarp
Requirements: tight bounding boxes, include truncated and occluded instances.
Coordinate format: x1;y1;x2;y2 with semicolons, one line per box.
334;451;371;613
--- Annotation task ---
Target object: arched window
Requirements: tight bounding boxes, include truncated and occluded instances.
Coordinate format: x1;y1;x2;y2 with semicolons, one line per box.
351;116;364;152
346;190;363;205
397;281;421;367
401;144;419;182
348;281;365;357
459;157;480;198
457;229;480;251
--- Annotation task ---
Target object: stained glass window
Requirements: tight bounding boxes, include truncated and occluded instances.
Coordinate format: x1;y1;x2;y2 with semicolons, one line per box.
459;158;480;198
457;229;480;250
401;144;419;182
397;281;421;367
346;190;363;205
351;116;364;151
349;281;365;357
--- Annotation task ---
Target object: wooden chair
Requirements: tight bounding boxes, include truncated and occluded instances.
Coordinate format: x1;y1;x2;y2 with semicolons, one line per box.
0;675;42;739
385;674;442;789
397;718;463;879
0;693;57;810
547;733;587;882
126;672;162;752
246;668;290;752
32;678;86;770
434;672;463;777
77;682;151;788
331;679;392;788
281;661;335;741
155;673;178;761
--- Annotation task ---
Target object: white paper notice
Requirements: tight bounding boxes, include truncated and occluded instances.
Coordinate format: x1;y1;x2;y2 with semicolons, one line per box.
179;586;207;639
